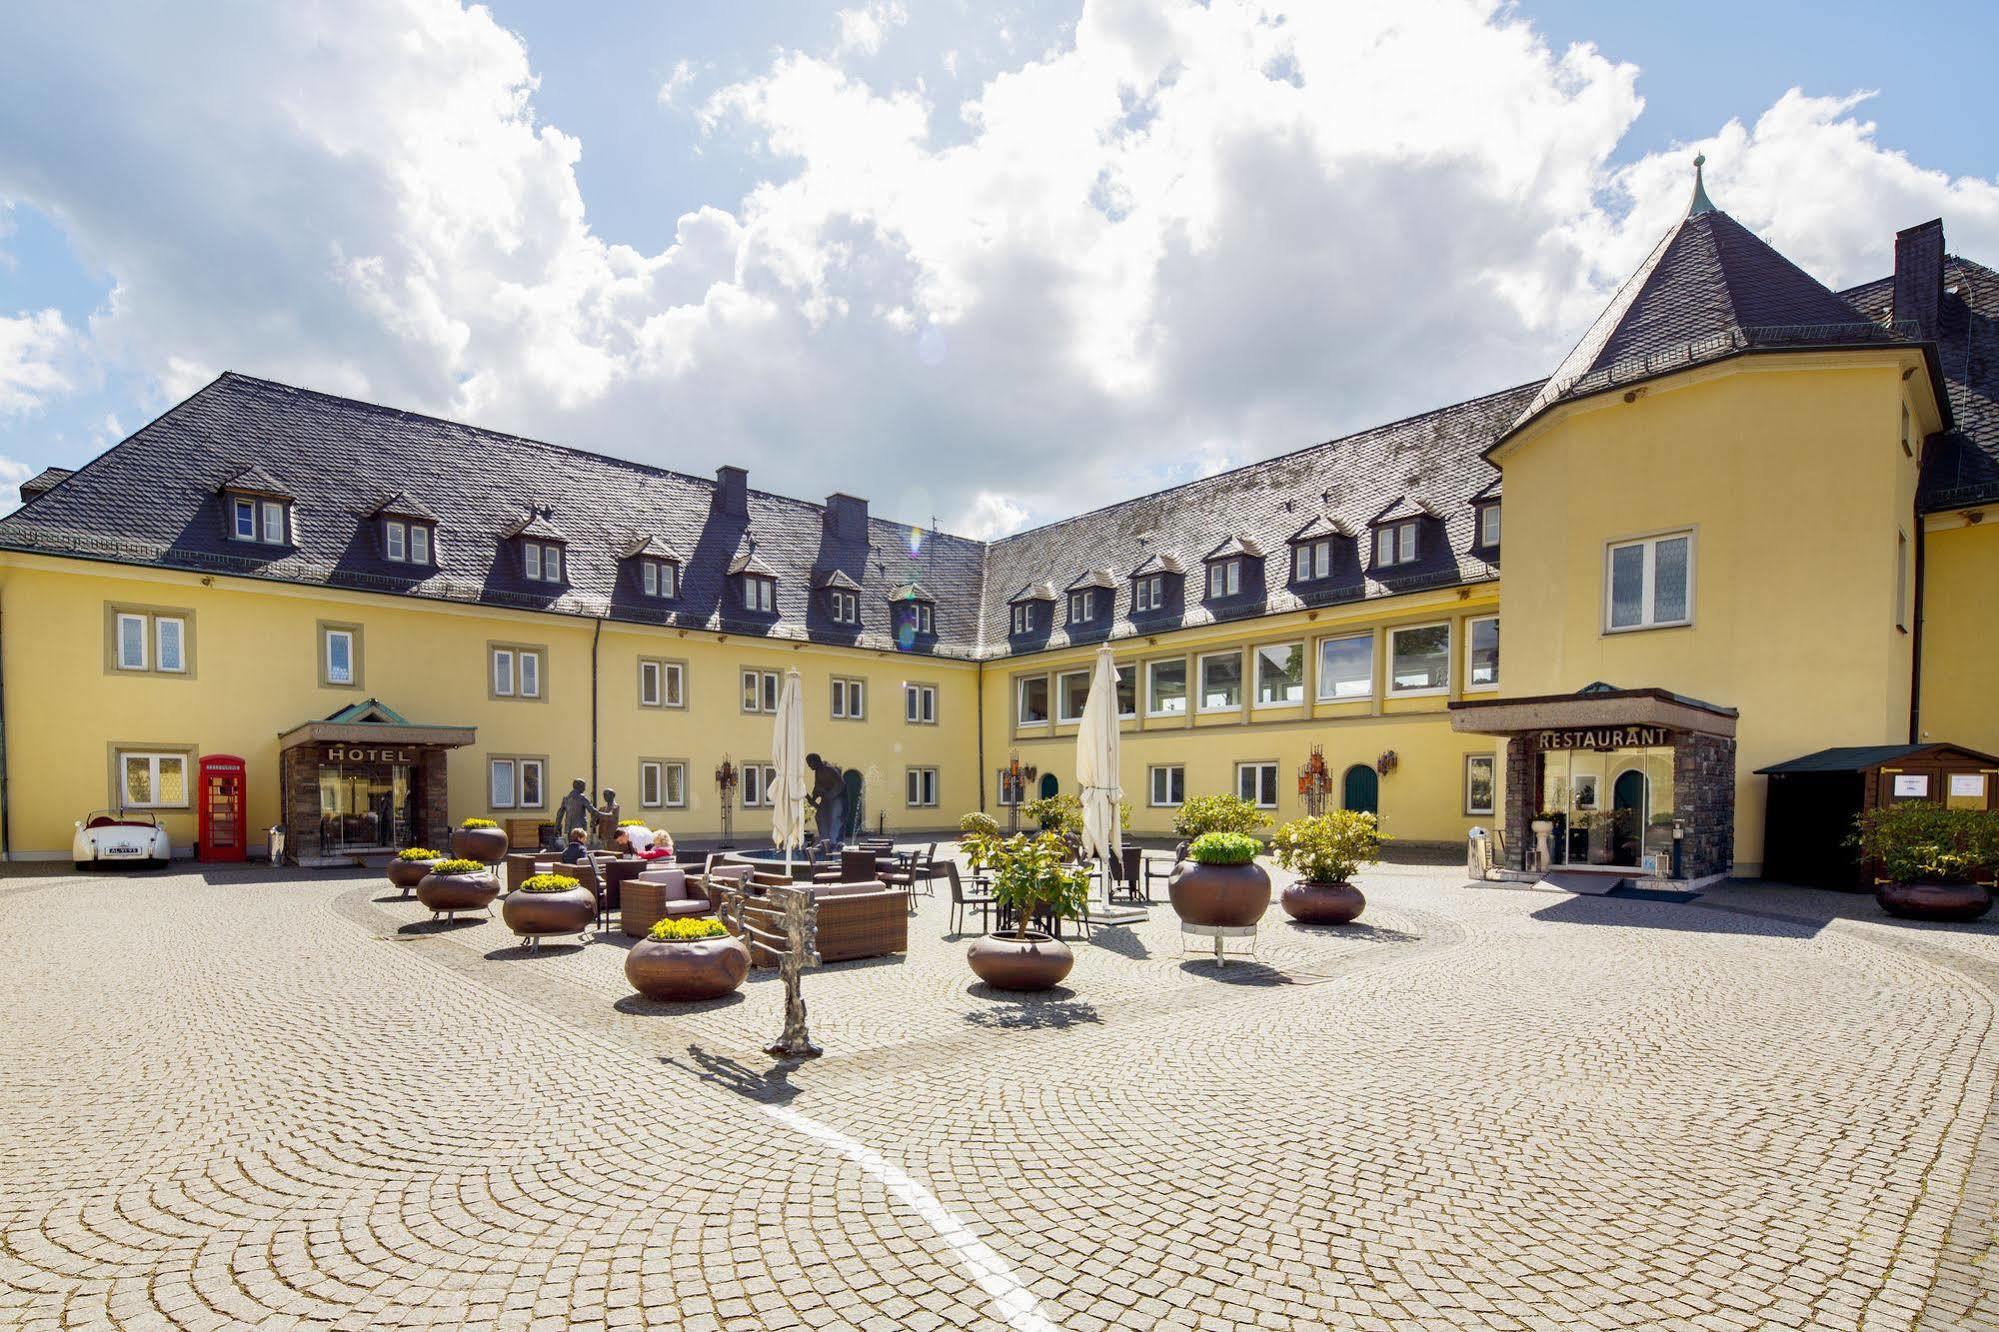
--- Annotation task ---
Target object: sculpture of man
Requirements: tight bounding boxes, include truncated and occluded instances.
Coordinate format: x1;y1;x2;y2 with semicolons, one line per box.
556;779;600;843
805;753;847;849
594;788;621;845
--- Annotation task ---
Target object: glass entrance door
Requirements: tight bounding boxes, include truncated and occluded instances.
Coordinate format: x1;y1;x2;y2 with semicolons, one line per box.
318;764;412;852
1541;747;1673;870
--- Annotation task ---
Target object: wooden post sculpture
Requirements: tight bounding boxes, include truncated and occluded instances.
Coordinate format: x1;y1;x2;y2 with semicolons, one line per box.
764;883;822;1060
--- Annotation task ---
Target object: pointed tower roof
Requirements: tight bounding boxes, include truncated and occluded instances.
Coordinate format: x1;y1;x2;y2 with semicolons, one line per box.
1500;156;1892;445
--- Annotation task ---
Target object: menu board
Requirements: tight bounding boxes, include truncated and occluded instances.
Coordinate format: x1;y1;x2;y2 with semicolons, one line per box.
1892;774;1930;798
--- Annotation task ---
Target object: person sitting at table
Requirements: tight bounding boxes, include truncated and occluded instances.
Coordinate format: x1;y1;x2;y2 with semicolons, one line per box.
614;825;677;860
642;825;676;860
558;827;590;865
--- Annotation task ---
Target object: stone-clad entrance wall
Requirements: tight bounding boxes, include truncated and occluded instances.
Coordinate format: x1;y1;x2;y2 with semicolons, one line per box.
1500;729;1737;879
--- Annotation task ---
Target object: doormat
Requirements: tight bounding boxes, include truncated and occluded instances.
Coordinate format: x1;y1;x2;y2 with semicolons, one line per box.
1606;885;1700;904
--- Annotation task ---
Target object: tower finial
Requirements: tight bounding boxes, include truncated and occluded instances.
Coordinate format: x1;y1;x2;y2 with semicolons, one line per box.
1688;153;1716;215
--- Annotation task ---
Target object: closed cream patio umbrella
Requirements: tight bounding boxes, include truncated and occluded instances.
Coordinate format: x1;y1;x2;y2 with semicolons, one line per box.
1077;644;1124;892
771;666;810;878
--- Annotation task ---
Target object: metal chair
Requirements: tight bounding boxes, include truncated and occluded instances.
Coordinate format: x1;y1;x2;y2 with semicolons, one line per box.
1140;851;1175;903
943;861;995;934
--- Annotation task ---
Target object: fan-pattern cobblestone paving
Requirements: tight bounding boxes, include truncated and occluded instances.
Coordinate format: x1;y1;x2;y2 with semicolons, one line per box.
1;860;1997;1330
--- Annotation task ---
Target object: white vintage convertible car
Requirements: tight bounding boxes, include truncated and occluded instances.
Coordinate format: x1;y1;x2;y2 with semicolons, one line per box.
72;812;172;870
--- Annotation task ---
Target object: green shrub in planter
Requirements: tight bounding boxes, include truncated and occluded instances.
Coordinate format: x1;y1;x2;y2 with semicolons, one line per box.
648;915;730;942
518;873;582;894
1271;811;1387;885
1853;803;1999;883
459;817;499;830
1172;794;1270;841
396;846;444;862
1188;831;1263;865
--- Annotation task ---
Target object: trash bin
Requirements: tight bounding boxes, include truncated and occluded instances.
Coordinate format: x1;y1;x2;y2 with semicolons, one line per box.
1466;827;1491;879
266;825;286;866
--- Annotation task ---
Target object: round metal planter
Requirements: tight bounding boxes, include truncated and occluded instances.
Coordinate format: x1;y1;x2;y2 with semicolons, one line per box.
967;930;1074;992
415;870;499;918
1281;879;1366;925
386;858;437;897
625;935;751;1002
1877;880;1994;922
450;826;510;864
502;886;596;945
1168;860;1272;928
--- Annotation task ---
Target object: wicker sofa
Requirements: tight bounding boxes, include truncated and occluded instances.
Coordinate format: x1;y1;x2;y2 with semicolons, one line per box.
807;880;909;963
620;867;716;938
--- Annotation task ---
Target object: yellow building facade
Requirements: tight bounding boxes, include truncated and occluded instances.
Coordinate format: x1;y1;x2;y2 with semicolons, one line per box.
2;174;1996;879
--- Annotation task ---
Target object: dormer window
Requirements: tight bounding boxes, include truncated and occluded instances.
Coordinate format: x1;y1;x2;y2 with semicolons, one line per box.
386;519;433;565
232;496;289;545
1476;503;1501;550
522;540;563;583
889;584;936;639
913;603;933;634
1068;589;1096;622
1207;559;1241;598
1011;603;1036;634
743;576;776;613
640;558;678;598
829;588;859;624
1293;539;1332;582
1134;574;1165;611
1373;520;1419;568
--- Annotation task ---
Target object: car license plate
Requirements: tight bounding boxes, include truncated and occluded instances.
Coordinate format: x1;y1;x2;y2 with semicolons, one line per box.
102;843;145;858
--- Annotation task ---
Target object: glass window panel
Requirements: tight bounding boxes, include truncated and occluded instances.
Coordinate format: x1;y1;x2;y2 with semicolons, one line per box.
493;649;513;695
519;652;540;698
520;761;542;808
1255;643;1304;705
490;759;515;808
666;763;685;806
118;613;147;670
1200;653;1242;709
123;755;152;805
641;762;661;806
545;547;562;582
524;544;542;580
156;618;185;673
1466;756;1495;815
1317;634;1373;699
1609;544;1645;629
411;525;429;565
326;630;352;684
1653;537;1689;623
1481;505;1501;547
261;502;284;543
1468;617;1499;687
642;561;658;596
1058;671;1090;722
234;499;256;538
1389;624;1450;693
1398;522;1417;562
1018;676;1049;724
642;661;660;705
157;756;186;807
386;522;405;561
1148;659;1187;714
1115;665;1135;717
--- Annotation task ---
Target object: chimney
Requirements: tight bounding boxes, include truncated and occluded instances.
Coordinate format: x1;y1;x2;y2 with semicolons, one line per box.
714;464;748;518
1893;218;1946;340
824;492;869;540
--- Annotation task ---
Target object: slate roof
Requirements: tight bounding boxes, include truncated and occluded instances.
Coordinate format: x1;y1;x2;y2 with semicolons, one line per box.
1840;255;1999;511
978;381;1536;654
1754;743;1999;775
0;373;989;657
366;489;441;523
17;466;73;505
1508;205;1908;441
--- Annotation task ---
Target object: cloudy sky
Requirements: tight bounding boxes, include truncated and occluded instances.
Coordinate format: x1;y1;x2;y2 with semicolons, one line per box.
3;0;1997;535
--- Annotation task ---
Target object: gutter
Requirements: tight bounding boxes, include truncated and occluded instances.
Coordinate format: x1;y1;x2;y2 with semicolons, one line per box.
1910;503;1927;745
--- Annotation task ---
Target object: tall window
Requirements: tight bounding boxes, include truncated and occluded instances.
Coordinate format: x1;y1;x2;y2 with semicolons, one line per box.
639;659;683;708
1464;754;1496;816
832;677;866;719
743;577;776;612
1254;643;1304;706
1293;539;1332;582
491;646;544;699
1149;765;1186;807
410;523;431;566
1374;520;1418;567
111;607;189;676
1017;675;1050;725
741;669;780;713
1198;651;1242;711
118;751;189;809
1134;574;1166;612
1606;532;1693;631
906;767;939;807
1147;658;1187;716
489;756;545;810
1236;762;1279;809
323;627;356;687
904;683;937;724
385;520;407;562
522;541;563;583
1388;623;1450;695
232;498;256;540
1206;559;1241;598
1477;504;1501;549
1317;633;1373;700
741;764;778;808
1057;670;1092;723
1466;616;1499;689
1115;663;1136;718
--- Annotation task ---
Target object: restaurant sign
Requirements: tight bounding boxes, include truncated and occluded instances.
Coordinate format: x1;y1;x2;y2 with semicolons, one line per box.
1536;726;1670;752
322;745;416;765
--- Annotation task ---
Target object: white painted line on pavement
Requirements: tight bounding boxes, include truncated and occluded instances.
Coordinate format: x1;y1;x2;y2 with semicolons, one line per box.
763;1104;1065;1332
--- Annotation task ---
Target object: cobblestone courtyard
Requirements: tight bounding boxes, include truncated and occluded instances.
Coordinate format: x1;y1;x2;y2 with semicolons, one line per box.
2;860;1997;1331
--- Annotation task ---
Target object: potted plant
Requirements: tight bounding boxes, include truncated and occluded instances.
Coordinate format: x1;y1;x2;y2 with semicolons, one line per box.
1020;792;1081;836
1855;803;1997;922
1170;794;1270;861
963;831;1090;991
1273;811;1386;925
958;811;1000;839
415;857;500;921
451;817;509;864
387;846;443;897
625;915;751;1001
501;871;596;948
1167;831;1271;928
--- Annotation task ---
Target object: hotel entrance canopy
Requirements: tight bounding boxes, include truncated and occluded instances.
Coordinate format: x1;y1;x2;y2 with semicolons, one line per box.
1450;684;1738;881
277;700;476;866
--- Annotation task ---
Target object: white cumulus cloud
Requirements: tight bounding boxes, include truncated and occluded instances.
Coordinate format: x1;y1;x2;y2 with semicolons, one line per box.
0;308;76;414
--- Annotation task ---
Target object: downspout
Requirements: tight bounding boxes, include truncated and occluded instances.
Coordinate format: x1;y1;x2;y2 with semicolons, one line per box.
0;586;10;862
1909;506;1926;745
590;616;602;797
976;654;987;812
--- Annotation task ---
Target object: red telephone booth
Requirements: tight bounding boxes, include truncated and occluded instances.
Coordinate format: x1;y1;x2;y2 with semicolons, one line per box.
197;755;248;863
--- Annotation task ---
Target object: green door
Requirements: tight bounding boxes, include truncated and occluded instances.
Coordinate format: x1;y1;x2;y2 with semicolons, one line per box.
1342;764;1379;816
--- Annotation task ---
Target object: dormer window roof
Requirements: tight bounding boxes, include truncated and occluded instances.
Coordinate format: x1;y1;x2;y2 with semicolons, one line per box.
1202;536;1262;599
1470;477;1502;553
814;568;864;627
890;583;936;638
622;534;683;599
1287;514;1353;583
1007;582;1055;634
504;506;567;583
1129;552;1186;579
728;546;778;613
367;490;440;523
220;467;294;546
1368;496;1436;570
367;491;438;567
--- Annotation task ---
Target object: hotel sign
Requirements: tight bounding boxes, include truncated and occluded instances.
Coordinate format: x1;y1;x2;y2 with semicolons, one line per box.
1536;726;1669;752
322;744;416;764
